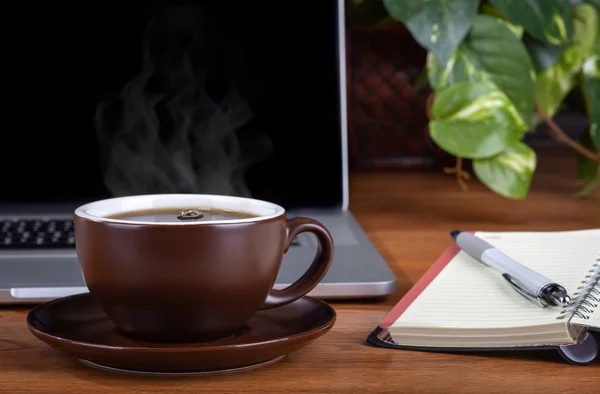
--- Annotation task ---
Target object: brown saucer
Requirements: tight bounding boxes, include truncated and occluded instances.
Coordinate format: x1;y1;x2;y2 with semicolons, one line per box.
27;293;336;375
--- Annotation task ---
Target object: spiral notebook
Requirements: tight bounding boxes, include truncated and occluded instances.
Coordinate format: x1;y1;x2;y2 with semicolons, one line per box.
367;229;600;365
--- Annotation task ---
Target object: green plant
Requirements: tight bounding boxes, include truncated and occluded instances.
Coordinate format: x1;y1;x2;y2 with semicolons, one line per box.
357;0;600;199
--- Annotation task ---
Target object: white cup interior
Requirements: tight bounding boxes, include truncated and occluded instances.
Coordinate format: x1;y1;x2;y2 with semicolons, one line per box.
74;194;285;225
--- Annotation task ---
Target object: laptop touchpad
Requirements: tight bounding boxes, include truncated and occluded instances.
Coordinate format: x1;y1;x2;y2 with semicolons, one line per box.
0;255;85;288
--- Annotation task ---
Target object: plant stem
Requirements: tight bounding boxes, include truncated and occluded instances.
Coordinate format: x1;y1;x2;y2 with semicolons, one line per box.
443;157;471;191
535;104;600;163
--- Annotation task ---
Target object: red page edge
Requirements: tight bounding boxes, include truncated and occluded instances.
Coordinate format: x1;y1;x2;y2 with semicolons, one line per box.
380;232;473;328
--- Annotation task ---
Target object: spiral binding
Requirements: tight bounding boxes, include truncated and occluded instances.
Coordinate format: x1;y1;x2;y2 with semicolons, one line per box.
556;254;600;321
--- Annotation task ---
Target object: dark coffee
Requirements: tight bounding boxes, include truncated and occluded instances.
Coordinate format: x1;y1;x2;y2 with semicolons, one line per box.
109;208;258;222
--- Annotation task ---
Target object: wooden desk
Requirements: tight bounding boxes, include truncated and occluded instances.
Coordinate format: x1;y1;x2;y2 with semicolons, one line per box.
1;148;598;393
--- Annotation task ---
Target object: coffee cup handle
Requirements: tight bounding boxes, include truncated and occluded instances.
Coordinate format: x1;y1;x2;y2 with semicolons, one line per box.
261;217;334;309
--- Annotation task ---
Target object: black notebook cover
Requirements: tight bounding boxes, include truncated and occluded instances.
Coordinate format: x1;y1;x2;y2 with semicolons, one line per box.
366;325;599;365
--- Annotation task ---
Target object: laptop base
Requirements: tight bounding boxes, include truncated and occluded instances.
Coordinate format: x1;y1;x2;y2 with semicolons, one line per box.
0;208;396;305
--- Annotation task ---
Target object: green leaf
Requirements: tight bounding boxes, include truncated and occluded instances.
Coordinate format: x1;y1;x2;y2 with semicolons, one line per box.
500;20;525;38
572;3;599;59
577;130;599;181
473;142;537;199
576;129;599;196
535;48;584;118
534;3;598;118
577;176;600;196
480;4;524;37
534;49;581;120
523;34;566;72
429;81;527;159
584;0;600;12
488;0;574;46
427;15;536;126
582;55;600;148
523;1;597;74
382;0;480;66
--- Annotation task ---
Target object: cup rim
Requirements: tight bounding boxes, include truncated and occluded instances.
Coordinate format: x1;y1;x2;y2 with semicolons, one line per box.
74;194;285;225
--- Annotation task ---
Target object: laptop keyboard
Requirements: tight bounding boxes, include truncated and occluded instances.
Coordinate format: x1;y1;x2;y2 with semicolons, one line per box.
0;218;302;250
0;219;75;249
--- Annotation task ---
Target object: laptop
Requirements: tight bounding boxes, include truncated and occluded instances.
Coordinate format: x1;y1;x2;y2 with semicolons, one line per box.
0;0;396;304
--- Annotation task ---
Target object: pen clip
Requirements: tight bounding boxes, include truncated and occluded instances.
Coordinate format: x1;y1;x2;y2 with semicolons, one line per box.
502;273;548;308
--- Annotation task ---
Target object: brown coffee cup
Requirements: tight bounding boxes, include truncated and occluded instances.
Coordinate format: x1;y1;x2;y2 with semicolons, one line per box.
73;194;334;342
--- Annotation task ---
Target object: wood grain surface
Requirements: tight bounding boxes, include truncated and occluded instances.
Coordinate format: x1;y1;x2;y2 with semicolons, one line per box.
1;147;598;393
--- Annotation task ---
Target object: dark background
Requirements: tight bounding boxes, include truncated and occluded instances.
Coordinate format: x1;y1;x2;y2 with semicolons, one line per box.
1;1;344;209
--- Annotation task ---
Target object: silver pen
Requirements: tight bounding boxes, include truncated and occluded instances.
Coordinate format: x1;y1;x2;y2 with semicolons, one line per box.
450;230;572;308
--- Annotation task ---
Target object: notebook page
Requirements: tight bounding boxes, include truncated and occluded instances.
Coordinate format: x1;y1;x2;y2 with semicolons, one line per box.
392;229;600;330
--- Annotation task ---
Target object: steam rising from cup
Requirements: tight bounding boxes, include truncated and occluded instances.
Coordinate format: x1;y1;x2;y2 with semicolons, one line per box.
94;4;271;197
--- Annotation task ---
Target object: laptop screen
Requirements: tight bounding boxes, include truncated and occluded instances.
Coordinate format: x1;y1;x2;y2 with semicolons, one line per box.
2;1;344;210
